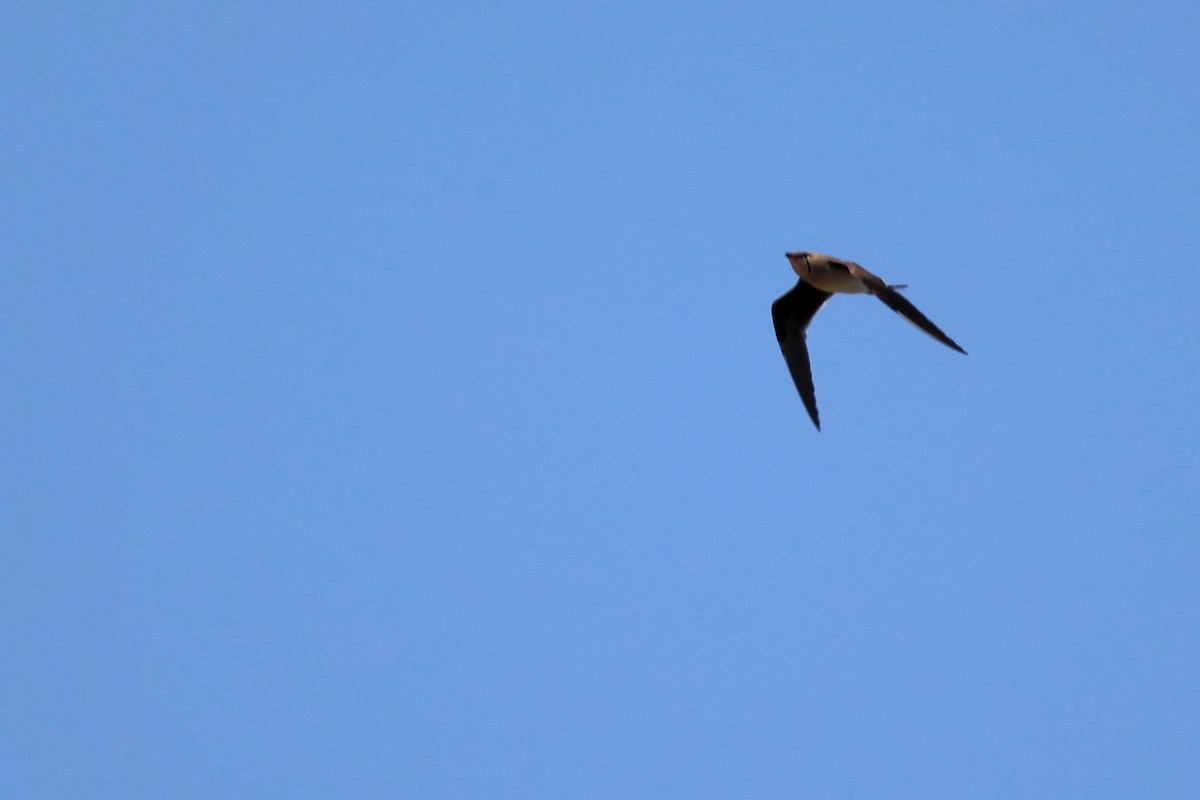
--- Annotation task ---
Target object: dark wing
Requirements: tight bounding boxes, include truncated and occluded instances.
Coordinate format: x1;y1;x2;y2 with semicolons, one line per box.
771;280;833;430
845;263;967;355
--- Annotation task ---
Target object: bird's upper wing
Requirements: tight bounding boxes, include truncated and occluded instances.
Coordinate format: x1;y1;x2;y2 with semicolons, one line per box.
845;262;967;355
772;280;833;429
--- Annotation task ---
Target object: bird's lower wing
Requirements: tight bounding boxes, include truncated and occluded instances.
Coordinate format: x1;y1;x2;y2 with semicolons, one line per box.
847;264;967;355
780;325;821;429
772;281;832;429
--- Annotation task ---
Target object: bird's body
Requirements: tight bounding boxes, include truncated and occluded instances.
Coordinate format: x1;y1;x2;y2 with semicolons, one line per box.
772;251;966;430
788;251;871;294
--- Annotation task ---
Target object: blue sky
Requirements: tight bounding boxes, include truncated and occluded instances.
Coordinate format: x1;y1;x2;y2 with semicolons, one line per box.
3;2;1198;797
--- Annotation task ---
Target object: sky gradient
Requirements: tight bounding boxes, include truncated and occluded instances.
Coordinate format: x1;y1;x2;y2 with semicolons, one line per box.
3;2;1199;797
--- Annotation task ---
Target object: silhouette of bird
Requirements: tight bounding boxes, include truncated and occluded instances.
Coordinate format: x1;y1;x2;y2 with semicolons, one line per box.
772;251;966;430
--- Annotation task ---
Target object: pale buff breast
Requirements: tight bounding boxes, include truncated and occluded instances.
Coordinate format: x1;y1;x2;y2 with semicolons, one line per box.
788;252;870;295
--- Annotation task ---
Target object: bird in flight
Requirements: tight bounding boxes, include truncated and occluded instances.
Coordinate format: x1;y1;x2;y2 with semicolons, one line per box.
772;251;966;430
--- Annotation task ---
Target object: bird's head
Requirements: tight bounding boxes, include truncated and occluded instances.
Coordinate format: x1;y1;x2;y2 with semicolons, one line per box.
785;251;812;277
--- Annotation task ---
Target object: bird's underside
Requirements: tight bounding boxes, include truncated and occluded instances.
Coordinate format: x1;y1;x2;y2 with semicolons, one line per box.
772;251;966;430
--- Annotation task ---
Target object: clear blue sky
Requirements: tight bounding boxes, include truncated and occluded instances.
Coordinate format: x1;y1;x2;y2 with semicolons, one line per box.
4;2;1198;797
